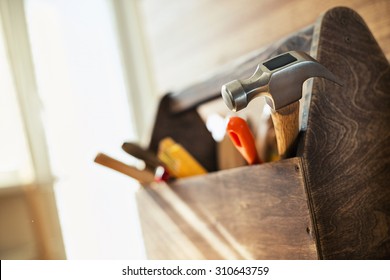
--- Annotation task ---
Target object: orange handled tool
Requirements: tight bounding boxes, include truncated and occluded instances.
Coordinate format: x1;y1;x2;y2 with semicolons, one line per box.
226;116;262;165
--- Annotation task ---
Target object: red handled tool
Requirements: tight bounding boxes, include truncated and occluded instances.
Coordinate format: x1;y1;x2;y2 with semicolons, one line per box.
226;116;262;165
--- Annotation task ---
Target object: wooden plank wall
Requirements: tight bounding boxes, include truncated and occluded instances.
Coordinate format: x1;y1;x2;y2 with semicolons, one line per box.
139;0;390;94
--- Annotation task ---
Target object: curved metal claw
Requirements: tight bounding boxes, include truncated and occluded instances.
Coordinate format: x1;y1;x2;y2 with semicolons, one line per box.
221;51;342;111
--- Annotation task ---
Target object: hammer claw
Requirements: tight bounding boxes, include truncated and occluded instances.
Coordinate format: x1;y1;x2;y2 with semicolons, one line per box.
221;51;342;158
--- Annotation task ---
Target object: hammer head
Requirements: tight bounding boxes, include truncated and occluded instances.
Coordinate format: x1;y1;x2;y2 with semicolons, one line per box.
221;51;342;111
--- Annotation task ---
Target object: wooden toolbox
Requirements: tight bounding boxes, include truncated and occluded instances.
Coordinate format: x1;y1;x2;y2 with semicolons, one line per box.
136;7;390;259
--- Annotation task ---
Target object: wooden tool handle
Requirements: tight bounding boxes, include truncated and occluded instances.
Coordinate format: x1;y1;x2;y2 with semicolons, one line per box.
94;153;155;183
270;101;300;158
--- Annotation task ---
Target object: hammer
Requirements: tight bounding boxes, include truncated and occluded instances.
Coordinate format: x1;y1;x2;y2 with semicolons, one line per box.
221;51;341;158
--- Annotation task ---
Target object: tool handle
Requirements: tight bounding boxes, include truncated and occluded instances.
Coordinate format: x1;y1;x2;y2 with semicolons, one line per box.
158;137;207;178
270;101;300;158
94;153;155;183
227;117;262;165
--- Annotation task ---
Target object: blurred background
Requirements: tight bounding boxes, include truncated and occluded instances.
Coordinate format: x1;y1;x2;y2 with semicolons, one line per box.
0;0;388;259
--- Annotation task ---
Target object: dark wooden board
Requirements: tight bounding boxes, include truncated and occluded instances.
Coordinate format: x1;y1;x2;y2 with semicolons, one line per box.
298;7;390;259
137;158;317;259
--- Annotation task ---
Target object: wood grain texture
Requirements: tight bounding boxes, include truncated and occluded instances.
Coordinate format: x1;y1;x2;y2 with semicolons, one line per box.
140;0;390;94
137;158;317;259
271;101;300;157
298;7;390;259
141;6;390;259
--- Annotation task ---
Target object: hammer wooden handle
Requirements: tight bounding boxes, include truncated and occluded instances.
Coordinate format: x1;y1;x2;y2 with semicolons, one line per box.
270;101;300;158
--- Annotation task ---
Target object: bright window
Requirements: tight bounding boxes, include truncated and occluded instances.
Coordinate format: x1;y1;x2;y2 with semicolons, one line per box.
24;0;146;259
0;14;34;188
